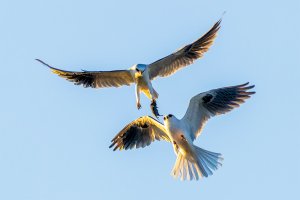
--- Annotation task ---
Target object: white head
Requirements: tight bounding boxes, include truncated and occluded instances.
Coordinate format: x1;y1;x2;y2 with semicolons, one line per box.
163;114;180;130
163;114;179;123
133;64;147;76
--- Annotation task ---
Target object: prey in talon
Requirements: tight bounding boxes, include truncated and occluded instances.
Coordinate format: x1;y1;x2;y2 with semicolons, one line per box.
150;100;161;118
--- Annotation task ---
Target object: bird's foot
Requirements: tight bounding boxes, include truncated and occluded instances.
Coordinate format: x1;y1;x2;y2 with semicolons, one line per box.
150;100;161;119
136;102;142;110
173;141;179;151
180;135;187;141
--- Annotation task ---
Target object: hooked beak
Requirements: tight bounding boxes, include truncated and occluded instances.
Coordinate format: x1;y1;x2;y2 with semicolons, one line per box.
136;70;143;76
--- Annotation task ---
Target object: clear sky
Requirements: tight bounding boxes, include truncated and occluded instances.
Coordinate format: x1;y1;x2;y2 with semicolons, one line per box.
0;0;299;199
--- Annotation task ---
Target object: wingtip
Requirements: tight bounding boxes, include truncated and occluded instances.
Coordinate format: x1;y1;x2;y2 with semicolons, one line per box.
244;84;255;90
35;58;43;64
215;18;222;27
35;58;43;63
234;82;256;96
241;83;256;96
221;11;227;18
35;58;53;69
215;11;226;27
217;11;226;23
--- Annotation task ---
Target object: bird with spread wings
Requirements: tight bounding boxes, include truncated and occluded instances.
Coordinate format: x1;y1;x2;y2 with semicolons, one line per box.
110;83;255;180
36;18;221;118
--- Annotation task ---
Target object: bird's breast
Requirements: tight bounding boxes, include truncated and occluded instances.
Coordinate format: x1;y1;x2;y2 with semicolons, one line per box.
167;123;195;157
136;76;148;89
167;125;184;141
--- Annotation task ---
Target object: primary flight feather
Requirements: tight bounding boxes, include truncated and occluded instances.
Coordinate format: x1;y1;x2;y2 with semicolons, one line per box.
110;83;255;180
36;18;221;118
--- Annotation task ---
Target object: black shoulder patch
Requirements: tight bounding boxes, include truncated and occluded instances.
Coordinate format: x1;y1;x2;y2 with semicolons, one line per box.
184;44;193;52
140;123;149;128
202;94;213;103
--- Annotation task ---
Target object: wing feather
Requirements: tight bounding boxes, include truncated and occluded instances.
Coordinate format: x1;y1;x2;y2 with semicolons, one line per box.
109;116;170;151
148;19;221;80
181;83;255;140
37;59;134;88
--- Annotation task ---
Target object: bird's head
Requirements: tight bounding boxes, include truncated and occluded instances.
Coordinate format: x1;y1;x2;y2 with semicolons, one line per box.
163;114;179;128
164;114;180;132
134;64;146;76
163;114;176;122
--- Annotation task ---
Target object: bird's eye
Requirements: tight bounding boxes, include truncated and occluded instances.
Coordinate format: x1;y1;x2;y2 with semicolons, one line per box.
168;114;173;118
136;68;140;72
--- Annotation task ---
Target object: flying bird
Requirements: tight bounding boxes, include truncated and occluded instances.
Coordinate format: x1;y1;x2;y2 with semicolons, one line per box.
109;83;255;180
36;19;221;118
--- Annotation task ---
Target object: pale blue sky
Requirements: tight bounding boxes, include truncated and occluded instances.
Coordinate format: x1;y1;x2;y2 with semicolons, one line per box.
0;0;299;199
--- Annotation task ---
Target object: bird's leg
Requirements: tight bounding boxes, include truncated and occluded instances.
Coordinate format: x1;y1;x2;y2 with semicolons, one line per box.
172;141;179;155
135;85;141;110
137;102;141;110
150;99;161;119
180;135;187;141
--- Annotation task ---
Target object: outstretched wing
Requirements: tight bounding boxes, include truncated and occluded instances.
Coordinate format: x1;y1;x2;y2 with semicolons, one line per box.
109;116;170;151
148;19;221;80
181;83;255;140
37;59;134;88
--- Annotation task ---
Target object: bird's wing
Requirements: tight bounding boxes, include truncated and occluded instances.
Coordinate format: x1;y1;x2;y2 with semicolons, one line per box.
147;19;221;80
37;59;134;88
109;116;171;151
181;83;255;140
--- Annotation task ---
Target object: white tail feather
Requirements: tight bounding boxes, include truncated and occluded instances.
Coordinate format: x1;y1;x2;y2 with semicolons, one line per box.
171;146;223;181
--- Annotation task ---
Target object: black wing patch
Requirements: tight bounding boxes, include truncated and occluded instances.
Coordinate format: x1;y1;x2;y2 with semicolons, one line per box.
59;72;95;88
202;94;213;103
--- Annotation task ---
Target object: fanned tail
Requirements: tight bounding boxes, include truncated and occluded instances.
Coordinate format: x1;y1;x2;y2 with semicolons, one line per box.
171;146;223;181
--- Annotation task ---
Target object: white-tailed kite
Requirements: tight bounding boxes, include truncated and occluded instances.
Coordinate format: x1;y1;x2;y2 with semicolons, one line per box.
109;83;255;180
36;19;221;118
